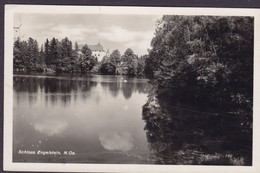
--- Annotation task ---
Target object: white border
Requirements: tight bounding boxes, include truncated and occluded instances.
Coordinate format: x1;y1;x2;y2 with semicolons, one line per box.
4;5;260;173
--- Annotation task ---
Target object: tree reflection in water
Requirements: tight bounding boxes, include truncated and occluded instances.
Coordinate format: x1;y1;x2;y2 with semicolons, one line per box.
13;75;152;105
142;92;252;165
13;76;98;106
13;74;154;163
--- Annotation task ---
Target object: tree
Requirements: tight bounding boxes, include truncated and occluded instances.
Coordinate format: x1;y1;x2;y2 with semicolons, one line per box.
49;37;62;71
146;15;253;109
100;62;116;74
137;55;148;76
26;37;40;71
35;45;46;72
13;38;27;71
13;38;46;72
81;44;92;56
110;49;121;65
99;49;121;75
80;45;97;73
74;42;79;52
121;48;138;76
60;37;73;58
59;37;73;72
44;39;51;67
14;37;105;74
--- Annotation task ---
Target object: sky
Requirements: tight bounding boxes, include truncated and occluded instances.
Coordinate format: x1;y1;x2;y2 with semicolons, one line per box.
14;13;161;56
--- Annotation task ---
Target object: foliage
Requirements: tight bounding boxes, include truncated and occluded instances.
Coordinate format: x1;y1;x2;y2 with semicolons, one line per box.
49;38;61;68
13;38;27;71
79;45;97;73
121;48;138;76
100;53;116;75
100;62;116;74
36;45;46;72
99;48;147;76
74;42;79;52
99;49;121;75
110;49;121;65
13;37;99;74
14;37;147;77
141;16;253;165
13;37;45;72
56;37;73;73
91;63;101;73
145;15;253;110
44;39;51;66
137;55;148;76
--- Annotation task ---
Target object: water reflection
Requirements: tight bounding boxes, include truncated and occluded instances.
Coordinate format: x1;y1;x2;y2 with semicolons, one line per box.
13;74;252;165
142;92;252;165
14;75;151;104
34;120;68;136
13;74;152;163
98;132;134;152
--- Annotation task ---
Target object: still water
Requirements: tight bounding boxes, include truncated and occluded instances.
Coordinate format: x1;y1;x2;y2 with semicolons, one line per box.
13;74;154;163
13;74;252;165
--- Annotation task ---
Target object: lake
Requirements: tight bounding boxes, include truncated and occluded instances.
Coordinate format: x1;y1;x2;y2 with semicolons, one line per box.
13;74;252;165
13;74;154;163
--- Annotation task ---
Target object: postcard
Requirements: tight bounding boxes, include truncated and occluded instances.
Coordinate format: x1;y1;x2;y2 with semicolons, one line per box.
4;4;260;173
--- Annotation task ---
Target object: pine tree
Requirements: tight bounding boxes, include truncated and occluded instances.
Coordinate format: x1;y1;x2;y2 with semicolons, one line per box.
44;39;51;67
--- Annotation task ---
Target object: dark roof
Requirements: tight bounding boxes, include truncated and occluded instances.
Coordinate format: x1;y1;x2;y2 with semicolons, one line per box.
79;43;104;52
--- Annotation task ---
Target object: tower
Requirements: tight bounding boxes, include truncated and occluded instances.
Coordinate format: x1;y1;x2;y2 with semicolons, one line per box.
13;17;22;40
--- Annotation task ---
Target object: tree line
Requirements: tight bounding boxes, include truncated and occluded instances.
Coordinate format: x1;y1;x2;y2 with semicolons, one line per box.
13;37;147;76
99;48;147;76
14;37;97;73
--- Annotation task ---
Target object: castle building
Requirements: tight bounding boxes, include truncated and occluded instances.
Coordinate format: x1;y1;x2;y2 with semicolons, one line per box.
78;43;110;62
87;43;106;62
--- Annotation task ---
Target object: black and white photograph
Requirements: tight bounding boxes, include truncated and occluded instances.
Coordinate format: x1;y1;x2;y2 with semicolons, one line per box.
3;5;260;173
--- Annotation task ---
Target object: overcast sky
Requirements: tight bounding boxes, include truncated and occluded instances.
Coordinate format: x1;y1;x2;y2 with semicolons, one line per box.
14;13;161;56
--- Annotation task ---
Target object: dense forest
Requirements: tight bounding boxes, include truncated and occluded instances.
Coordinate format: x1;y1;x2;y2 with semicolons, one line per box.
144;15;253;111
142;16;253;165
13;37;147;76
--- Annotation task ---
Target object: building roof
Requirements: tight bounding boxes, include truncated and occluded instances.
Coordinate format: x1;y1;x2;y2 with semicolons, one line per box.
79;43;104;52
88;44;104;51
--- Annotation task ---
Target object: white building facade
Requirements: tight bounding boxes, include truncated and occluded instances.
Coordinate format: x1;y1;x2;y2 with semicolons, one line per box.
78;43;110;62
88;43;106;62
